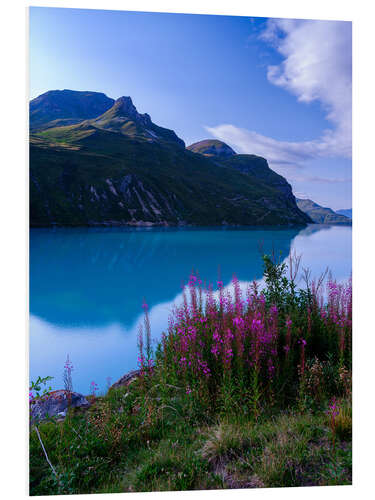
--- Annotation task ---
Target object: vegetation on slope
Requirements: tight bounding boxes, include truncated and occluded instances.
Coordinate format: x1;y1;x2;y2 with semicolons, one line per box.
30;131;309;226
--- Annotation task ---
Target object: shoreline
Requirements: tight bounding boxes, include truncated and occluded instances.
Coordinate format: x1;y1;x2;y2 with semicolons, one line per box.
29;221;313;229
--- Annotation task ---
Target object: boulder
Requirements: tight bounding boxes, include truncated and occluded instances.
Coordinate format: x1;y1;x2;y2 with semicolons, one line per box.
110;369;142;389
30;390;90;422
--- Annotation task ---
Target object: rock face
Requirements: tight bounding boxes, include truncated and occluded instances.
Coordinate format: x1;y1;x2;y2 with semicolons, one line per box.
296;199;352;225
110;369;142;389
30;390;90;422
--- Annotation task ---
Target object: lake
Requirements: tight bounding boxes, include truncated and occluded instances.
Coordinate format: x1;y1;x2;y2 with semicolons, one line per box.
30;225;352;394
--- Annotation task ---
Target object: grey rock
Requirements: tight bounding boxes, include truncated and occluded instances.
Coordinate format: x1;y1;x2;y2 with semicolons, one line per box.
30;390;90;422
110;369;142;389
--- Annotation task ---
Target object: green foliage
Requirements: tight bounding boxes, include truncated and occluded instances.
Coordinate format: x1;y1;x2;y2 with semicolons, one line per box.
262;254;290;308
29;376;53;400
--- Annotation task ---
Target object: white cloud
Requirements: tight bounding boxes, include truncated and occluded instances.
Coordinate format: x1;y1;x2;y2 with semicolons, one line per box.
292;175;351;184
263;19;352;156
206;19;352;179
205;124;320;168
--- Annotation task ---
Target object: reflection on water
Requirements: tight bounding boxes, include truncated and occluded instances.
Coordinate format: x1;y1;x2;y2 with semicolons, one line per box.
30;225;351;393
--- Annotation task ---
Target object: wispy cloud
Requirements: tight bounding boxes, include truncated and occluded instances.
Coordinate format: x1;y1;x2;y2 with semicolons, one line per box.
290;175;351;184
205;124;333;169
206;19;352;179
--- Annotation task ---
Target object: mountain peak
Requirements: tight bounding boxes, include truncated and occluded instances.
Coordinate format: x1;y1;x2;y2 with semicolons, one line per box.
113;96;138;117
187;139;236;157
116;95;133;104
103;96;153;128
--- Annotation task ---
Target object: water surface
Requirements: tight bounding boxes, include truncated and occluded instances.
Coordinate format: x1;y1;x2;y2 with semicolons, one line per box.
30;225;351;393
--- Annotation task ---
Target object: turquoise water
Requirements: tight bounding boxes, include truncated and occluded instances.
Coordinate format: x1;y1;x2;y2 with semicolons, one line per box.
30;225;351;394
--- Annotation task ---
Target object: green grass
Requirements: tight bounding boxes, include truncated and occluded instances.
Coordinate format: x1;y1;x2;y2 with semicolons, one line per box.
29;379;351;495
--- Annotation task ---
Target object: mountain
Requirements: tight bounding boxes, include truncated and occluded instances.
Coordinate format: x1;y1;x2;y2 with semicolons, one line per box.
296;199;351;225
29;90;311;227
336;208;352;219
30;89;114;130
187;139;236;158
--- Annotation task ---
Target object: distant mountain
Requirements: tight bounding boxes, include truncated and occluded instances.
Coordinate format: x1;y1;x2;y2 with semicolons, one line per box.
30;90;114;130
336;208;352;219
29;89;311;227
187;139;236;158
296;198;351;225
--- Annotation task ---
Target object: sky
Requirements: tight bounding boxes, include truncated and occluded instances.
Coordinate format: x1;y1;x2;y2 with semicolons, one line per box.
29;7;352;210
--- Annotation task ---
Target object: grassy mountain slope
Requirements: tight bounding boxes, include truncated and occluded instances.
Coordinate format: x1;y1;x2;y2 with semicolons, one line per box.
30;130;309;226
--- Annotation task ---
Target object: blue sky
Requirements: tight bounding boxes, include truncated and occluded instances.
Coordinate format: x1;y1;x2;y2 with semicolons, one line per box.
30;7;352;210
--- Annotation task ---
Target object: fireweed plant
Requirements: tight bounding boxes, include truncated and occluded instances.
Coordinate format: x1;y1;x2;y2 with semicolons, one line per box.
139;255;352;418
63;355;73;394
